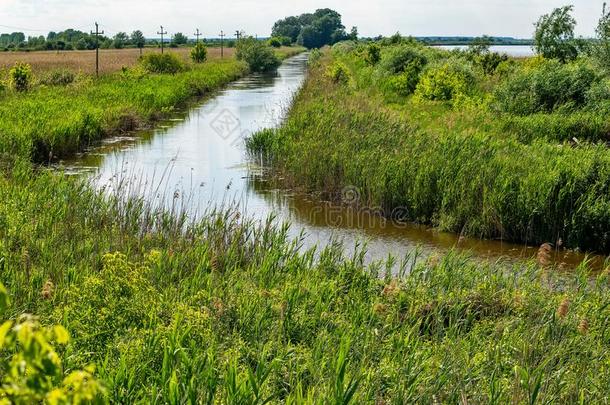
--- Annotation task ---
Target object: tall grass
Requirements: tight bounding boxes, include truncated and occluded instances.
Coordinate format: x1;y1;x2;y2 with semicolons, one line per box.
0;59;249;162
0;169;609;402
248;49;610;252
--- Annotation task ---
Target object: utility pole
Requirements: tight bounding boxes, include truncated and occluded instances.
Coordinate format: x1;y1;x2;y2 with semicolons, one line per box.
219;30;225;58
235;30;241;41
90;22;104;77
194;28;202;43
157;25;167;53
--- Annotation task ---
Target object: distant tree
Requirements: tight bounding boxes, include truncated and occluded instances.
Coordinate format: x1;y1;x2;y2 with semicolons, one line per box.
272;16;302;43
348;26;359;41
534;5;578;62
469;35;492;54
75;38;87;50
594;2;610;67
131;30;146;55
275;8;347;49
113;32;129;49
173;32;188;45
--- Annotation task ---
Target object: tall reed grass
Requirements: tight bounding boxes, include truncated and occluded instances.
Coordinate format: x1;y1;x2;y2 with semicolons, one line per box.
0;168;609;402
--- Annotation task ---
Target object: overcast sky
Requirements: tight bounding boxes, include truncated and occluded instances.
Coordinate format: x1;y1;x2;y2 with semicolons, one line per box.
0;0;604;39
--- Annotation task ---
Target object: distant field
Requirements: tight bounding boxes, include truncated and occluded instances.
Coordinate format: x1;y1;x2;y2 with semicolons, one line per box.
0;47;237;75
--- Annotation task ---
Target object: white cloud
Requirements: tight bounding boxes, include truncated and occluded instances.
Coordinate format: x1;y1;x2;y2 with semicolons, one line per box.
0;0;604;38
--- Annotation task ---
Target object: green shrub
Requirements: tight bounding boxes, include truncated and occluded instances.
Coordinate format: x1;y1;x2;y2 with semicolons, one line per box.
364;43;381;66
267;37;282;48
475;52;509;75
415;61;475;102
140;53;184;74
493;59;598;115
0;283;106;403
190;42;208;64
9;62;32;92
236;37;280;73
40;69;76;86
378;45;427;75
308;49;322;67
327;61;351;85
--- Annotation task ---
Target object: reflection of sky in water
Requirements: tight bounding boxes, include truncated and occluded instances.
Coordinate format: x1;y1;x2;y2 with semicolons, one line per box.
60;53;601;271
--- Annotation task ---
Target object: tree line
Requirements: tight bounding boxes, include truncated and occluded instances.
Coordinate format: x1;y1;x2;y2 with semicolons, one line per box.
0;29;211;52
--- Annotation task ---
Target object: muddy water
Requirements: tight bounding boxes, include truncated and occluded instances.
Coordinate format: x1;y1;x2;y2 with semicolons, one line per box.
61;53;604;270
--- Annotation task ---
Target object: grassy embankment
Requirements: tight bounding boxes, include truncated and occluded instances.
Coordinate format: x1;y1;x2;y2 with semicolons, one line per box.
1;44;610;402
2;169;610;402
0;46;303;163
248;43;610;253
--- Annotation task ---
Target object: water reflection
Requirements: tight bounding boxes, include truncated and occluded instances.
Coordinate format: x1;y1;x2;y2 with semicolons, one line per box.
60;53;605;271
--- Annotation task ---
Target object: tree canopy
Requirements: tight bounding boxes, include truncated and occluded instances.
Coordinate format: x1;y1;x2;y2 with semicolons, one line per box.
534;5;578;62
271;8;351;49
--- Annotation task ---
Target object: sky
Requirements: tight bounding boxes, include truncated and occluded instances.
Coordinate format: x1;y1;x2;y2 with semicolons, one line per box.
0;0;605;39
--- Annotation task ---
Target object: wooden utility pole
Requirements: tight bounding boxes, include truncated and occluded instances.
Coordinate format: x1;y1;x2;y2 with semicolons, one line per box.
90;22;104;77
194;28;202;43
235;30;241;41
219;30;225;58
157;25;167;53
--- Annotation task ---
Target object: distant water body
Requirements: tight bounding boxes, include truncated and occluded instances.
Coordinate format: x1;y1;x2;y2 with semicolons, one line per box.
438;45;535;57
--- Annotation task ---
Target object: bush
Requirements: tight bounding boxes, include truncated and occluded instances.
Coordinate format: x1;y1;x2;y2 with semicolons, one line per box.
190;42;208;63
308;49;322;67
493;59;598;115
364;43;381;66
268;37;282;48
0;283;106;403
140;53;184;74
9;62;32;92
40;69;75;86
415;61;476;102
475;52;509;75
326;61;351;85
236;37;280;73
378;45;428;75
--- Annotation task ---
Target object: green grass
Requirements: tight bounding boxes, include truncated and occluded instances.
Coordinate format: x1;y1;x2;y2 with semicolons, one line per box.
248;49;610;253
1;170;610;402
0;59;249;162
0;47;304;163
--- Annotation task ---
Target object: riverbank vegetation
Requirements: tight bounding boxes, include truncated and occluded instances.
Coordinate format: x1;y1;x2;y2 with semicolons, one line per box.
1;168;610;402
248;5;610;253
0;45;303;163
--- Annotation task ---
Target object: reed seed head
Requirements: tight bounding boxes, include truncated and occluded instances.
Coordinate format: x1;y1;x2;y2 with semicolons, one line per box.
557;297;569;319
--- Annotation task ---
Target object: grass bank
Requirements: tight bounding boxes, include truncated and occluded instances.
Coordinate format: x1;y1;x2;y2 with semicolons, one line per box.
248;45;610;253
0;46;304;163
1;169;609;402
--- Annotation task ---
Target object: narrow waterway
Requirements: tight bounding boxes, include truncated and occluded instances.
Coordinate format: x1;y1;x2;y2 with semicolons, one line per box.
61;53;603;270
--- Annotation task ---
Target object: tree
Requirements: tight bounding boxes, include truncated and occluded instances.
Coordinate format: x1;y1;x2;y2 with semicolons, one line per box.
75;37;87;50
534;5;578;62
236;37;280;72
469;35;492;55
274;8;347;49
272;16;302;43
173;32;188;45
131;30;146;55
113;32;129;49
348;26;359;41
594;2;610;67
